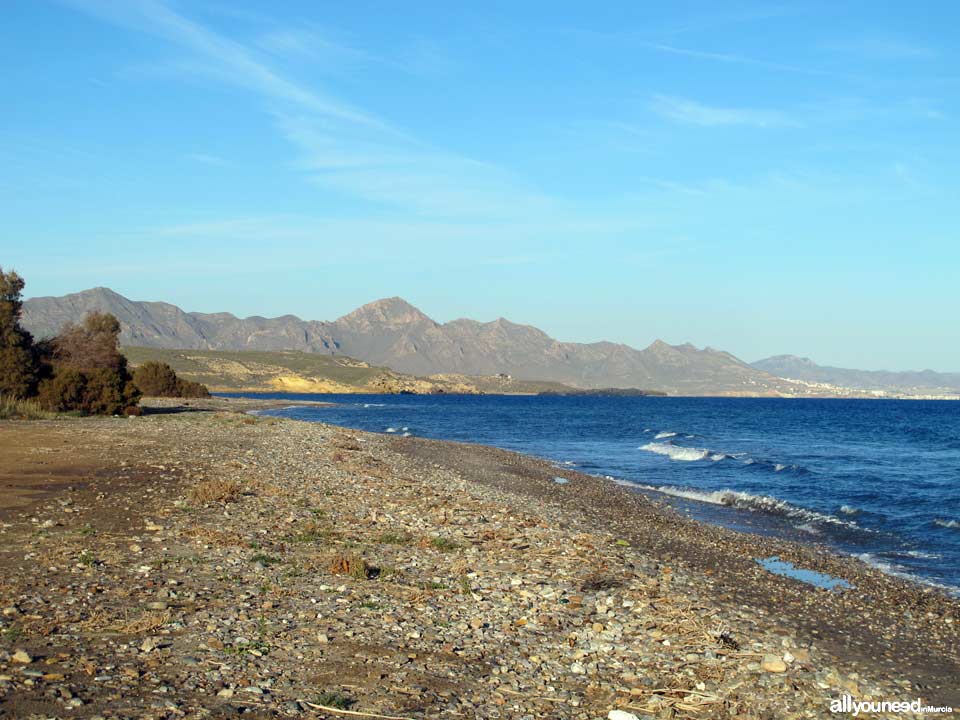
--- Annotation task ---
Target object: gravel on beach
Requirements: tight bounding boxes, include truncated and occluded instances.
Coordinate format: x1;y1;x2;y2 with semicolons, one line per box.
0;397;957;719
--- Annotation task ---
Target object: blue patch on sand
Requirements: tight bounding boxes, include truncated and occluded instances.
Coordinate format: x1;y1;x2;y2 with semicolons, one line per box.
756;556;852;591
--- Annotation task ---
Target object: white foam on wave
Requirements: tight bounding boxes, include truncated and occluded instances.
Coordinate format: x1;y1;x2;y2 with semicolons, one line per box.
654;431;678;439
640;442;730;463
774;463;787;472
892;549;942;560
839;505;860;515
401;431;412;437
640;442;710;462
854;553;959;595
385;427;398;433
636;484;862;530
934;518;960;529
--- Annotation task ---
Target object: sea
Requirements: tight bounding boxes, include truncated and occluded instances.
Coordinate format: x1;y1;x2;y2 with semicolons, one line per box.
222;394;960;593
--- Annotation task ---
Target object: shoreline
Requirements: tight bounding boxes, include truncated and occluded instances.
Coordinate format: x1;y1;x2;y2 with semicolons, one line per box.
389;434;960;697
213;389;960;401
0;398;957;717
245;395;959;597
246;400;960;699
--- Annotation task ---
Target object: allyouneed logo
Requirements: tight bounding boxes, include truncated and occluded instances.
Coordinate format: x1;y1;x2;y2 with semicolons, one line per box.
830;695;954;716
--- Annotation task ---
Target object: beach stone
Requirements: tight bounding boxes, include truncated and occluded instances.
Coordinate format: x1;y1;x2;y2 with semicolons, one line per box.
762;655;787;673
0;395;953;720
11;650;33;664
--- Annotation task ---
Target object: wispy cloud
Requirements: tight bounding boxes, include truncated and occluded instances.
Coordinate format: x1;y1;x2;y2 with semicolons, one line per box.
651;95;799;129
64;0;391;131
185;152;230;166
824;34;936;60
65;0;553;217
256;26;378;68
65;0;548;219
638;42;850;79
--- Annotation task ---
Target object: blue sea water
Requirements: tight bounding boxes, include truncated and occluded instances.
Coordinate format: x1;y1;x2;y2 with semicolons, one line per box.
222;394;960;592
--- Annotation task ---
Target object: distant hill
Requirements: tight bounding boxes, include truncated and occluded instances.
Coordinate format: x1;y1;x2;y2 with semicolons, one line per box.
121;347;572;395
23;287;804;395
752;355;960;392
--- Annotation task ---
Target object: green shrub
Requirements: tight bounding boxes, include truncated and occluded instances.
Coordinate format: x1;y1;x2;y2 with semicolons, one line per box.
38;366;140;416
37;368;85;412
133;360;210;398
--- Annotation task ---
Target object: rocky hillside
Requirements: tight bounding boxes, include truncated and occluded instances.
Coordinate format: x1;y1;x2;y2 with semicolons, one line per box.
24;287;800;395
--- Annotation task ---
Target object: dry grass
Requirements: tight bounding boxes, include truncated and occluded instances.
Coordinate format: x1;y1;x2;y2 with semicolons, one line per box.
184;526;246;546
113;610;171;634
0;395;55;420
189;478;243;504
329;553;372;580
332;434;361;451
76;609;170;635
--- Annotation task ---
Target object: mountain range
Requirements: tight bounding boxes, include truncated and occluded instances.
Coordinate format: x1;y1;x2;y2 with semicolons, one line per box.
20;287;960;396
751;355;960;392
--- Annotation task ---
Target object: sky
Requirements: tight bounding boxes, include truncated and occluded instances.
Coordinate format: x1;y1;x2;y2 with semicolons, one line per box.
2;1;958;371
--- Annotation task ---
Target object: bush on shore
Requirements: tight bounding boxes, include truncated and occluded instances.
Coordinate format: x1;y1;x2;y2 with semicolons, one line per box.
0;267;141;417
133;360;210;398
37;312;141;415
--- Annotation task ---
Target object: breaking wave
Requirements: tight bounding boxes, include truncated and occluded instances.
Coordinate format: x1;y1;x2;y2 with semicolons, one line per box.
654;431;678;439
889;549;941;560
640;442;714;462
639;441;804;473
854;553;959;595
637;484;862;530
934;519;959;530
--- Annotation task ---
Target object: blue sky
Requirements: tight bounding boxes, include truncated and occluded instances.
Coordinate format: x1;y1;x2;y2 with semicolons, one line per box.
2;1;958;371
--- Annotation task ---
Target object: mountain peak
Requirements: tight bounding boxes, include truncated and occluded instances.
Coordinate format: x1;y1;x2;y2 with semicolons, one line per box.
647;339;675;352
754;354;819;368
337;297;434;328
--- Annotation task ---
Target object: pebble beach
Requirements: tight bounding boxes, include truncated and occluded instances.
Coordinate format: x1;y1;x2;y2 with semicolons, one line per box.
0;397;957;718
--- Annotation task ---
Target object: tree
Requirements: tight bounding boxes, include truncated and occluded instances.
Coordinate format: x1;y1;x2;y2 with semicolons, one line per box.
54;312;126;372
0;267;38;398
38;312;140;415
